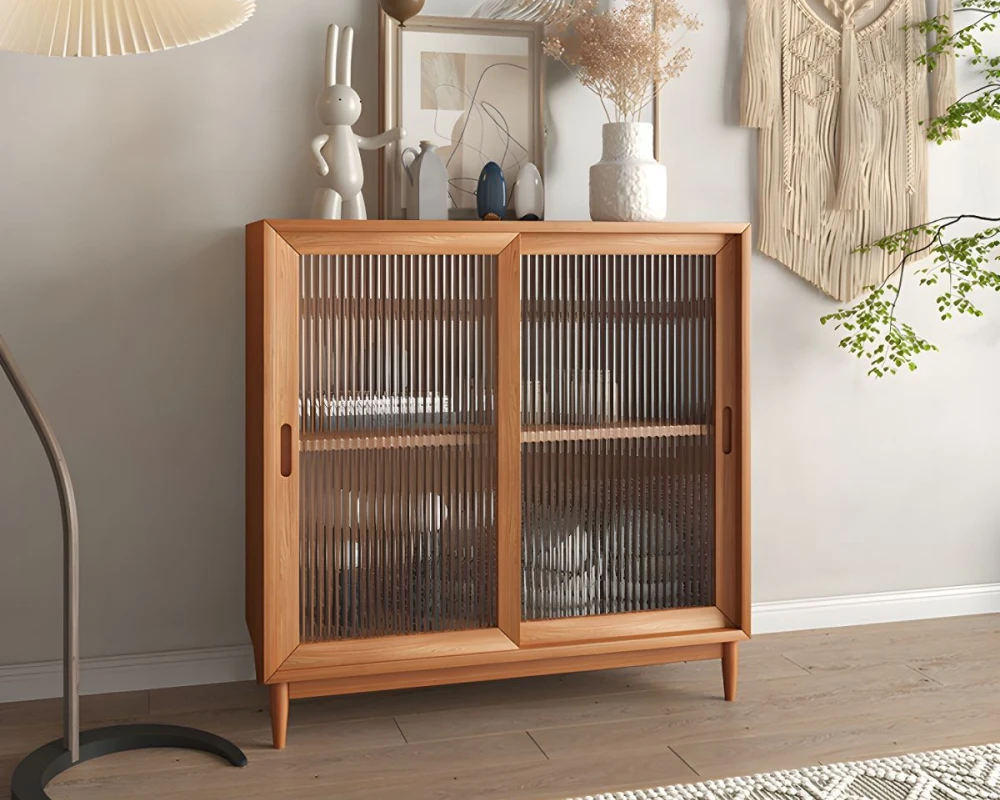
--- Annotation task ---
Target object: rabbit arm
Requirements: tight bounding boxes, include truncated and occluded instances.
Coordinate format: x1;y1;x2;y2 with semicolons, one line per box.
311;134;331;176
357;126;405;151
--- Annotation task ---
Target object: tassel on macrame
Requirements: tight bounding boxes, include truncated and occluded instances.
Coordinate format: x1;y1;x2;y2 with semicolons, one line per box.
931;0;959;139
833;17;864;209
741;0;776;128
819;0;874;209
741;0;951;300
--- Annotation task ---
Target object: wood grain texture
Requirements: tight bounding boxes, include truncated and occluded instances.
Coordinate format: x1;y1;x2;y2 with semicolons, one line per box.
273;631;743;686
282;231;518;256
270;682;289;750
147;681;265;718
43;731;552;800
519;232;729;255
245;221;266;682
392;664;940;748
523;663;936;763
739;227;752;634
722;641;739;701
521;423;709;443
5;617;1000;800
264;649;802;726
0;691;148;744
714;236;747;633
299;428;491;452
245;222;751;711
497;240;522;645
265;220;752;236
279;629;517;673
519;608;731;647
262;227;300;680
288;643;723;700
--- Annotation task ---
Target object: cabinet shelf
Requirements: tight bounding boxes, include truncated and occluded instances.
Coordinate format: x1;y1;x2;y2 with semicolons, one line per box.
521;423;709;444
524;297;709;322
302;297;707;324
300;427;492;451
300;422;708;450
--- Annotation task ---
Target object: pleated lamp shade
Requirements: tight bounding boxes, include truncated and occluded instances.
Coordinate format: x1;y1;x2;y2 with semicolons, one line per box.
0;0;255;57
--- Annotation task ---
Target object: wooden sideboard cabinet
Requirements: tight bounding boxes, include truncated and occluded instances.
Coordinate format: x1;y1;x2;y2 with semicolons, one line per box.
246;220;751;749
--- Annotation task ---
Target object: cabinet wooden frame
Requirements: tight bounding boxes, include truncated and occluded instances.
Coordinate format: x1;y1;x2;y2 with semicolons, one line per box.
246;223;301;681
246;220;751;747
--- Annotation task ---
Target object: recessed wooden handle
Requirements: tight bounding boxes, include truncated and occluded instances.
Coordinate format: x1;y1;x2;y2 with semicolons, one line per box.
280;424;292;477
722;407;733;455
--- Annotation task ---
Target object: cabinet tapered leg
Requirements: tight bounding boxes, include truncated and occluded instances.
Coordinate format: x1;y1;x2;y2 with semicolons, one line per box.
722;642;739;701
270;683;289;749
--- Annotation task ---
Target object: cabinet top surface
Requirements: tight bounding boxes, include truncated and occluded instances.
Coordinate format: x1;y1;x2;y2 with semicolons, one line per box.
254;220;750;235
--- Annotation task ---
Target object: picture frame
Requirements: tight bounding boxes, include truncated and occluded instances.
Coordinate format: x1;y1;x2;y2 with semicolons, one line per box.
417;0;664;161
379;13;545;220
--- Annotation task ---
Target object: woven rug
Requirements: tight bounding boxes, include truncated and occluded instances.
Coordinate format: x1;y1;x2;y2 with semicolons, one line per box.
567;743;1000;799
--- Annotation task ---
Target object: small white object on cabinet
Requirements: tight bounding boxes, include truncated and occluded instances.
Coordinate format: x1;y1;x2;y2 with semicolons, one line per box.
513;162;544;220
310;24;406;220
402;141;448;220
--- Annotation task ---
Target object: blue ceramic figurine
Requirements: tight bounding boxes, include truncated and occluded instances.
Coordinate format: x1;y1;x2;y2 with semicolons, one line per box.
476;162;507;220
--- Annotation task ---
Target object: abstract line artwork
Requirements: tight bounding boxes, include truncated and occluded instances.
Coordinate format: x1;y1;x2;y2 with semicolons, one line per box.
420;50;532;211
382;18;544;219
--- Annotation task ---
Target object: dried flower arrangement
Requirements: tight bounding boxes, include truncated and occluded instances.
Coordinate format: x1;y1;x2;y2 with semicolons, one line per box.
542;0;700;123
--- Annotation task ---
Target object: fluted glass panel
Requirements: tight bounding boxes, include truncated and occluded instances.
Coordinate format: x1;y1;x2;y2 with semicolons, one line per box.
521;253;714;620
300;253;498;641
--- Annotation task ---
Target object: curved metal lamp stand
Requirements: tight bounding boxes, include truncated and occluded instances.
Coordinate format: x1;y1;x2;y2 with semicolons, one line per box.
1;334;248;800
10;726;247;800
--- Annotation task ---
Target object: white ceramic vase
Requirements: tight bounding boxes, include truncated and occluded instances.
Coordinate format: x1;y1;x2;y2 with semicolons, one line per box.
589;122;667;222
513;162;544;220
402;141;448;220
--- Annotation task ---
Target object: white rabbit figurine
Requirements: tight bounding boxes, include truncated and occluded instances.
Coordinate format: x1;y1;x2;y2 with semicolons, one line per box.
310;25;405;219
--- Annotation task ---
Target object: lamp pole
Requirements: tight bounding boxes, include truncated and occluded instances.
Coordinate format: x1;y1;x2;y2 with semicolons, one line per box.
0;335;79;761
3;326;247;800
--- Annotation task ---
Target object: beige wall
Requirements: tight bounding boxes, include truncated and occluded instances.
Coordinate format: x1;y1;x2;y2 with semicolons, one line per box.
1;0;999;667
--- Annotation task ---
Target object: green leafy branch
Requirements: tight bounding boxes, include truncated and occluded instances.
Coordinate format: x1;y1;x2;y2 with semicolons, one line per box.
821;216;1000;376
823;1;1000;376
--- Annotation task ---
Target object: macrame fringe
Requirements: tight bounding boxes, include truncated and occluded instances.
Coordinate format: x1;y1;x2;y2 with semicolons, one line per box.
742;0;954;301
931;0;959;139
833;19;864;209
741;0;776;128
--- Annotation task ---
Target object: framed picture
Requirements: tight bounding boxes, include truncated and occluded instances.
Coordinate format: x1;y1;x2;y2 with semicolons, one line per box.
418;0;663;160
379;14;545;220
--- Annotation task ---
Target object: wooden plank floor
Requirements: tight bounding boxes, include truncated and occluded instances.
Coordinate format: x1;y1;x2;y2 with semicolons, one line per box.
2;614;999;800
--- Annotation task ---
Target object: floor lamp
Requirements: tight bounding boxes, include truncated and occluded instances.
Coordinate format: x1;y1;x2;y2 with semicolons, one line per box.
1;2;256;798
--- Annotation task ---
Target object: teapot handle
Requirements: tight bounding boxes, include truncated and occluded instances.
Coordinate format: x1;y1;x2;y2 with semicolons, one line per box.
401;147;419;185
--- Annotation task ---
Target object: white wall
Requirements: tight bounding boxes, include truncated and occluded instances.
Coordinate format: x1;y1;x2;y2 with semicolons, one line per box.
1;0;998;669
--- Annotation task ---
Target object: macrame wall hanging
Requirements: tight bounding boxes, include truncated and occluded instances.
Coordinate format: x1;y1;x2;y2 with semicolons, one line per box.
741;0;957;301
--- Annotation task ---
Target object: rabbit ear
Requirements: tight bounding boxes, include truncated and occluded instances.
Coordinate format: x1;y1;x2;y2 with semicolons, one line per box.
338;26;354;88
325;24;339;87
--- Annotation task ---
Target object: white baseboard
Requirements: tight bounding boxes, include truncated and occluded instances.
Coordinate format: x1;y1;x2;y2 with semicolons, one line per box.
2;584;999;704
752;583;1000;635
0;644;255;704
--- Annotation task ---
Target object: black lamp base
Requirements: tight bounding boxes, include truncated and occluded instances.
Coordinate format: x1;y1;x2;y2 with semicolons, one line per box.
10;724;247;800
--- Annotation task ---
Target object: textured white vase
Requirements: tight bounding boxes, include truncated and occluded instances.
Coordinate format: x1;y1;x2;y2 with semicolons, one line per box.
589;122;667;222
